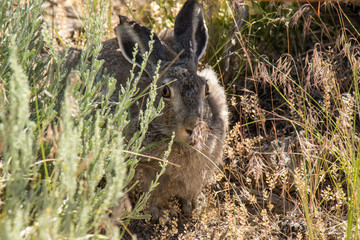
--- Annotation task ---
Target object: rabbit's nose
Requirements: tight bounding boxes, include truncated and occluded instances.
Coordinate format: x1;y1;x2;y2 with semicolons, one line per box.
185;128;193;136
184;117;200;136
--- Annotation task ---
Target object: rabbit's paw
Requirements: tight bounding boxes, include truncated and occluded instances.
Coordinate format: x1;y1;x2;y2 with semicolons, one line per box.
149;205;161;221
180;198;194;216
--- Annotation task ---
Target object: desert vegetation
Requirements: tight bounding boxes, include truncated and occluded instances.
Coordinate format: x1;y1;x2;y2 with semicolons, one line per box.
1;0;360;239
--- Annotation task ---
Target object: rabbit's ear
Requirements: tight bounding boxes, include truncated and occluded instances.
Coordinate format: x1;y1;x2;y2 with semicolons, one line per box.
174;0;208;66
114;16;166;75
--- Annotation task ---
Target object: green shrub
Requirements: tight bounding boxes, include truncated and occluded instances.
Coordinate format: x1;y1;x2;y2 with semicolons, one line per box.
0;0;167;238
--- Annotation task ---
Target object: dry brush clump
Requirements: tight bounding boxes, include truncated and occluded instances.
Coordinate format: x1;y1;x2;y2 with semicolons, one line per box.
223;3;360;235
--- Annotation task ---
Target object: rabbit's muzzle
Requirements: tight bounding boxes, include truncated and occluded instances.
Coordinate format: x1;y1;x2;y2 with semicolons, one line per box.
183;116;201;136
176;117;209;149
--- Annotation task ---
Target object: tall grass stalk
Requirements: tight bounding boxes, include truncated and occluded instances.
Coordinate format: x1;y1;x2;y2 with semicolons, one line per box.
344;47;360;240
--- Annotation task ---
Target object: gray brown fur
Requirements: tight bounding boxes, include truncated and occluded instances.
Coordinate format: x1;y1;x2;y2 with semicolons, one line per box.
67;0;228;219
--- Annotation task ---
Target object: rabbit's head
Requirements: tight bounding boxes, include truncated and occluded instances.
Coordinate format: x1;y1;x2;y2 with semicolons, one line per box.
115;0;227;149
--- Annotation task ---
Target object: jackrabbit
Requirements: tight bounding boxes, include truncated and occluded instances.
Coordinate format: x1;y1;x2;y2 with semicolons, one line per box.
68;0;228;219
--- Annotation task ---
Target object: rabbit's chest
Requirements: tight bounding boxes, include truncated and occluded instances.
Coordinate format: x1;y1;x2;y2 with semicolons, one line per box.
169;150;214;182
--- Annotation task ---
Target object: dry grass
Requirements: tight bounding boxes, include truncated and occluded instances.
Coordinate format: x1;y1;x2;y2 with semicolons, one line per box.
43;0;360;239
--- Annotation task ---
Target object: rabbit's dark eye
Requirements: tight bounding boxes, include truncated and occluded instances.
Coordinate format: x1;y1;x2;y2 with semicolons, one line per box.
205;83;210;96
162;85;171;98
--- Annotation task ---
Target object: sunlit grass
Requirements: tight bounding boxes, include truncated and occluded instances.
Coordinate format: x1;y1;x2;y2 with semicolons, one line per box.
0;0;166;238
